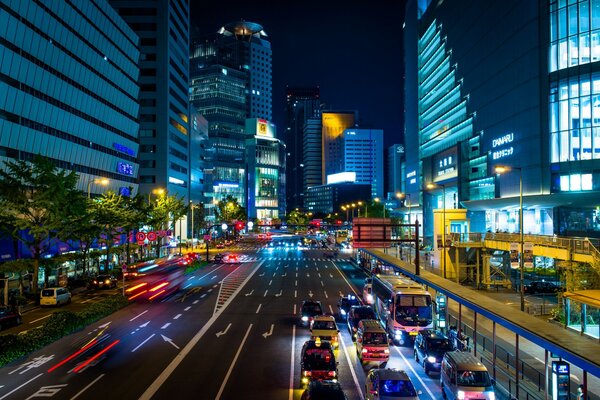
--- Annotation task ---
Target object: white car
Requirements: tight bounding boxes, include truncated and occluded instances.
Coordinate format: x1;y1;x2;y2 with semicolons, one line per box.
40;287;71;306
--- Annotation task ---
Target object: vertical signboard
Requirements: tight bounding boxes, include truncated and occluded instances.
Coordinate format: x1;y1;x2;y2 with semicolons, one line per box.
510;242;520;269
551;361;570;400
523;242;534;268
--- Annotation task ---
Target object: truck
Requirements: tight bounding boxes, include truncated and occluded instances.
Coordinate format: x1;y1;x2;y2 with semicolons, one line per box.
371;273;433;345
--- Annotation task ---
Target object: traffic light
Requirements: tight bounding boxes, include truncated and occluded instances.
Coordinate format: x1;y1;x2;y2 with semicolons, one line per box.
235;221;244;231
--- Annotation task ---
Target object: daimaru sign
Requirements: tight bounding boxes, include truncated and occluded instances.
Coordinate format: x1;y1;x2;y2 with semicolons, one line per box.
491;132;514;160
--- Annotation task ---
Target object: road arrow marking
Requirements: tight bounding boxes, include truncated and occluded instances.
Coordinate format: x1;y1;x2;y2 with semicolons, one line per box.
161;335;180;350
262;324;274;339
245;289;254;296
281;272;287;277
139;321;150;328
308;290;313;298
216;323;232;338
275;289;282;297
259;272;265;276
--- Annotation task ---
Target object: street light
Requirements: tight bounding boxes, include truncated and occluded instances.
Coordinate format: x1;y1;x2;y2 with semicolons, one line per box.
426;183;446;279
396;192;412;224
148;188;165;203
495;165;525;312
374;197;385;218
87;178;109;199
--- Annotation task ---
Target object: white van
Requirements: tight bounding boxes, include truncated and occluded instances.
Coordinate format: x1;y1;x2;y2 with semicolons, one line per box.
356;319;390;366
440;351;495;400
40;287;71;306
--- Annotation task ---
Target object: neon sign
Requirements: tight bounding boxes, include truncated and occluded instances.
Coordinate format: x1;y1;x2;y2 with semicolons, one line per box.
492;133;514;160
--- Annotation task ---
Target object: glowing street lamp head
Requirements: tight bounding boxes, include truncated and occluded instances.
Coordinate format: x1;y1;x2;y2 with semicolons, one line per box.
494;165;510;174
396;192;405;199
221;223;228;231
374;197;380;203
426;183;436;190
96;178;109;186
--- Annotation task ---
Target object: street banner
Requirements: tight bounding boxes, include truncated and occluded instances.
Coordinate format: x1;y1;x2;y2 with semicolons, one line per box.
509;242;519;269
523;242;534;268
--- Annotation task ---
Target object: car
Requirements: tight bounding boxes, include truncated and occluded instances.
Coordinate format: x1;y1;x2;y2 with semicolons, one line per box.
337;294;360;319
347;305;377;340
213;253;225;263
301;380;347;400
524;280;562;294
215;243;225;249
413;330;454;375
300;338;338;387
90;274;118;289
0;306;22;331
222;253;240;263
310;315;340;349
299;300;324;327
365;368;420;400
40;287;71;306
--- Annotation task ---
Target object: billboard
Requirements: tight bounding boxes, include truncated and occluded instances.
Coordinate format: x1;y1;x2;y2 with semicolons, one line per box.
352;218;392;248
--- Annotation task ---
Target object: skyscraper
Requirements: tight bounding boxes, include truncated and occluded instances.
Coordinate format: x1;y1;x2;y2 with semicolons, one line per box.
321;111;357;182
110;0;191;201
342;128;384;199
284;86;321;211
303;117;323;202
387;144;404;197
0;1;140;197
190;21;272;207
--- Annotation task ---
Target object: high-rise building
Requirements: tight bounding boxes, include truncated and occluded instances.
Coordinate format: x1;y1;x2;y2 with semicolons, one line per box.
322;111;357;182
342;128;384;199
0;1;140;197
303;117;323;203
284;86;321;212
110;0;191;202
190;21;272;207
387;144;404;197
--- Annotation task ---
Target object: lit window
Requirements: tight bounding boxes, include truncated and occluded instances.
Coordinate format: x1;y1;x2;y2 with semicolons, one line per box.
582;173;593;190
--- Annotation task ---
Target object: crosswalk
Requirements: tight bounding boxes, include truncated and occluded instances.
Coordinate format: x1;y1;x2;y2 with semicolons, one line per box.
240;256;348;263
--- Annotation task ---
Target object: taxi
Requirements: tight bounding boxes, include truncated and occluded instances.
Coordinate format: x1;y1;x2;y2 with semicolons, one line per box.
310;315;339;349
300;338;338;387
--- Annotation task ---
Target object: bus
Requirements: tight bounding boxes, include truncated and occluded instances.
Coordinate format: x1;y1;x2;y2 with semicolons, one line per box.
371;273;433;345
125;256;187;301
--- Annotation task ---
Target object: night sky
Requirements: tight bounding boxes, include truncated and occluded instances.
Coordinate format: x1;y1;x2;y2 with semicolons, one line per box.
190;0;406;147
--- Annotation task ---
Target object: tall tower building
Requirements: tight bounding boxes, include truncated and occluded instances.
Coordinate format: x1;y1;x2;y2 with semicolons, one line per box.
303;117;323;203
190;21;272;207
322;111;357;182
342;128;384;199
284;86;321;212
387;144;404;197
110;0;191;201
0;1;140;197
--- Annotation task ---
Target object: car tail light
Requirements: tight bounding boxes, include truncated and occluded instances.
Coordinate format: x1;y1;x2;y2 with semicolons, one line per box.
328;371;336;377
303;371;312;376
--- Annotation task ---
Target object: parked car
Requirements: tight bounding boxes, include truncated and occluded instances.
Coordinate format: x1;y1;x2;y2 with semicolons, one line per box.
0;306;22;331
40;287;71;306
90;274;118;289
524;280;562;294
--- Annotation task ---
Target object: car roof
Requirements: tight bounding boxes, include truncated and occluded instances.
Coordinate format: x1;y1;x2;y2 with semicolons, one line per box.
350;305;374;312
372;368;410;381
420;330;448;340
302;339;333;350
313;315;335;322
302;300;322;305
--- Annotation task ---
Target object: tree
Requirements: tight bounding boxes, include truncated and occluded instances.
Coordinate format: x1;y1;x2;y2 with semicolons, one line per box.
148;192;188;256
0;156;86;294
286;209;310;227
190;202;205;239
120;193;150;264
215;195;246;222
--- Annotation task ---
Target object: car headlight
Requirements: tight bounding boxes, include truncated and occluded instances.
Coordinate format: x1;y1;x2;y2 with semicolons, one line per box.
367;294;373;303
485;391;495;400
394;330;402;338
340;309;346;315
301;316;308;322
457;390;465;400
427;356;437;363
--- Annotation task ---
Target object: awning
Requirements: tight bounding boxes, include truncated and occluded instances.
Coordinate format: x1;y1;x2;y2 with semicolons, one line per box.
461;192;600;211
563;290;600;308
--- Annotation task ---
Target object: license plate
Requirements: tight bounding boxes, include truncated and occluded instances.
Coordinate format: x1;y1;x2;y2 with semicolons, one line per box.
409;331;418;336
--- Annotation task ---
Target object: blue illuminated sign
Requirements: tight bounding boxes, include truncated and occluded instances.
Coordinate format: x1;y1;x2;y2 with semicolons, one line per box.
113;143;135;156
117;162;134;176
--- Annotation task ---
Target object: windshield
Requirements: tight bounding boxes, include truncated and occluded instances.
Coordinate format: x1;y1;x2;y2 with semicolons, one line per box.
312;320;336;330
379;379;417;396
394;294;432;326
457;370;492;387
41;289;55;297
363;332;388;344
429;338;454;351
354;309;376;320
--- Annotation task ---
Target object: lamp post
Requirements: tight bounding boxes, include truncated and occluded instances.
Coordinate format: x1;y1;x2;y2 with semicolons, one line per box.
87;178;109;199
374;197;385;218
495;165;525;312
427;183;446;279
148;188;165;204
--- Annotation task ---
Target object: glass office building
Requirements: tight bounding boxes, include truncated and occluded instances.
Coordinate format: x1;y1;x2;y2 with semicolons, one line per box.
0;0;140;197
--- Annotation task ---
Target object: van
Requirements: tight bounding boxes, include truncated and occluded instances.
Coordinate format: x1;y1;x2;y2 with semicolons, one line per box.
440;351;495;400
356;319;390;366
40;287;71;306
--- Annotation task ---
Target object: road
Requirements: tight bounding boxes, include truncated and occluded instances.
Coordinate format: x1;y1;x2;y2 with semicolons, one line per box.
0;243;461;399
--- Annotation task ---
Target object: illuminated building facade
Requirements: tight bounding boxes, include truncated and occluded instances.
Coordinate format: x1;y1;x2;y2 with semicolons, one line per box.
321;111;357;182
342;128;384;199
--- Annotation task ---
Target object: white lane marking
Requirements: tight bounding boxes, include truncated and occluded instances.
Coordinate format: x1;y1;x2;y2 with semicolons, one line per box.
339;329;364;400
211;275;217;280
173;314;182;320
200;294;207;298
263;289;269;297
293;304;297;314
183;283;192;289
70;373;105;400
329;304;334;314
131;333;155;352
324;291;328;299
262;324;274;339
330;273;334;278
129;310;148;322
294;290;297;298
295;272;298;278
392;346;436;399
208;289;213;293
187;276;195;281
139;261;264;400
320;281;324;287
273;272;277;277
269;280;273;286
0;373;43;400
29;314;52;324
288;325;296;400
184;306;191;311
318;272;321;277
295;280;297;287
161;323;171;329
215;324;253;400
193;300;199;304
213;284;218;288
80;298;93;303
332;262;362;298
256;304;262;314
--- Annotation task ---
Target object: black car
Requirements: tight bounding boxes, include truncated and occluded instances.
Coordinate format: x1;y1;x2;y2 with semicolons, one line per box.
299;300;323;327
301;380;347;400
524;280;562;294
337;294;360;320
300;339;338;387
90;275;117;289
413;330;454;375
213;253;225;263
347;305;376;340
0;306;22;331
